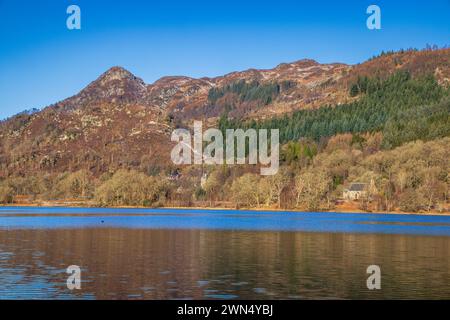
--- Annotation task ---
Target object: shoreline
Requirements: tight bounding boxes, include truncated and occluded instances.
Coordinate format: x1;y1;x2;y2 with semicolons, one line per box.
1;202;449;217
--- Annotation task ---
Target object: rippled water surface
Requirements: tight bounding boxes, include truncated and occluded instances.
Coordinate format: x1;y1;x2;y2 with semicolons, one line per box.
0;207;449;299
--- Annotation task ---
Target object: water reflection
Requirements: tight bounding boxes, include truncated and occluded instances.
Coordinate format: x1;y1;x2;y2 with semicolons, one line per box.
0;228;449;299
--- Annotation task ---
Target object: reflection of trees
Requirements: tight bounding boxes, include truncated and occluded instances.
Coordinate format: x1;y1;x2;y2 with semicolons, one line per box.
0;229;449;299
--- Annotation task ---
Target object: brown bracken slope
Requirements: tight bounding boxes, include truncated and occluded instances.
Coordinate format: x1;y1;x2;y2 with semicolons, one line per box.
0;48;449;177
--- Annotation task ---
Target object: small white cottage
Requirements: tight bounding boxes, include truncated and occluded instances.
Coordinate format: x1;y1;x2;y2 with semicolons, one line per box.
343;183;367;200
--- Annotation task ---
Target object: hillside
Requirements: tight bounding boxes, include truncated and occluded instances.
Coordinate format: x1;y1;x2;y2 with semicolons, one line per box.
0;48;449;179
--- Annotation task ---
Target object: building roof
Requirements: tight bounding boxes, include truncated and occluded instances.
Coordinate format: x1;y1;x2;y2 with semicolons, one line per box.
348;183;366;191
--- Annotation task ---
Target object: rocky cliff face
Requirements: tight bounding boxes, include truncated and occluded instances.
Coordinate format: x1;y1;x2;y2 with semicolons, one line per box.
0;48;448;177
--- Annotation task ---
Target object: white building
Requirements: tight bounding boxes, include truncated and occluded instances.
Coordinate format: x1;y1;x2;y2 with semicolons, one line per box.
343;183;367;200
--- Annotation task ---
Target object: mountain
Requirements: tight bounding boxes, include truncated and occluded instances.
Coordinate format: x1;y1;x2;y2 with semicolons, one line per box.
0;48;449;178
57;66;149;109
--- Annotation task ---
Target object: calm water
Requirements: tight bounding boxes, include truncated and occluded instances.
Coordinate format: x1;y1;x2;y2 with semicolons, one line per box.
0;207;449;299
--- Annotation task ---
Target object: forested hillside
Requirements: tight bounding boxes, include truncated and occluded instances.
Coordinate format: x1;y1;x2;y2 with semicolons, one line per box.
219;71;449;147
0;48;449;213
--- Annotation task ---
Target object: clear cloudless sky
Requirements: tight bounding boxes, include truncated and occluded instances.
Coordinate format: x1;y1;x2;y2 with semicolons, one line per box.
0;0;449;119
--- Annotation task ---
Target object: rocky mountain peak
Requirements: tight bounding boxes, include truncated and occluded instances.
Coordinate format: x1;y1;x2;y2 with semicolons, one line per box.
96;66;145;86
57;67;149;110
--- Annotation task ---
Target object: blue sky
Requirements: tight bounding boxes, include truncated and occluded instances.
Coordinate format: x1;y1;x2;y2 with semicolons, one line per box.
0;0;449;119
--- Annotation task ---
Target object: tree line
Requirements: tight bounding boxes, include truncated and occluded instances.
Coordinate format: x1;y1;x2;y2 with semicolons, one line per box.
1;135;447;213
